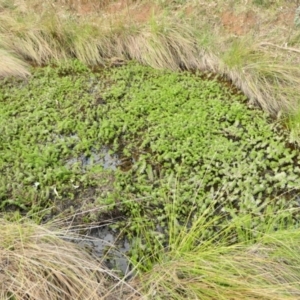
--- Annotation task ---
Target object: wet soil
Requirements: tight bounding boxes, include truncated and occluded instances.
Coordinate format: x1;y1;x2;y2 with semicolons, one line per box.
80;225;133;279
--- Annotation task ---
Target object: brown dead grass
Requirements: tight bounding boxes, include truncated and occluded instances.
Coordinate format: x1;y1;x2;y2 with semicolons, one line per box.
0;49;30;77
0;218;138;300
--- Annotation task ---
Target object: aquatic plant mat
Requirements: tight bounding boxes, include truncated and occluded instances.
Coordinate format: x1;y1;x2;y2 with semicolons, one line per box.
1;60;299;217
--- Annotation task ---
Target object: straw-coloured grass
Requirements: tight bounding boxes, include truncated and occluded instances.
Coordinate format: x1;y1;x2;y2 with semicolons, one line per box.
220;39;300;114
0;218;136;300
0;49;30;78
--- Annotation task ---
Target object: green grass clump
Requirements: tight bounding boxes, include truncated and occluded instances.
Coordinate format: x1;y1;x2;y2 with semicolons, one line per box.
132;211;300;299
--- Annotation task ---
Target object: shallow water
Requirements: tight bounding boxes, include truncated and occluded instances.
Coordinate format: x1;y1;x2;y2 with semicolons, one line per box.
65;146;120;171
80;226;132;278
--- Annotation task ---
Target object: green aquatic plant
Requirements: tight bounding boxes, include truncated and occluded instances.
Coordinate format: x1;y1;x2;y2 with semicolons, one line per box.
97;62;300;250
0;60;110;213
1;60;300;254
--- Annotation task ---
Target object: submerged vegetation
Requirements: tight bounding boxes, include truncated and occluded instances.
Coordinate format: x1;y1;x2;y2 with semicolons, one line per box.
1;0;300;299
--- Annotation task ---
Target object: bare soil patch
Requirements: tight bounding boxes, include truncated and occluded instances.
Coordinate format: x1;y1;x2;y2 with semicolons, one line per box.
221;10;259;35
62;0;158;24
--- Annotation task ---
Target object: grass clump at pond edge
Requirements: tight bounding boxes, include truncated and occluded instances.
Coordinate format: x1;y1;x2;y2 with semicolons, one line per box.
0;214;138;300
132;212;300;299
2;208;300;299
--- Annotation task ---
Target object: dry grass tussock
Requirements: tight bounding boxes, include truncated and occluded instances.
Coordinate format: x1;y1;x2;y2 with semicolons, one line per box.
0;49;30;77
0;218;138;300
1;0;300;115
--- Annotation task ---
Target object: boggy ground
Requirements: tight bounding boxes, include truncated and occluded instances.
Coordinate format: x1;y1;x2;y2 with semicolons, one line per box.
2;60;300;299
1;61;299;218
2;0;300;299
1;59;300;253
